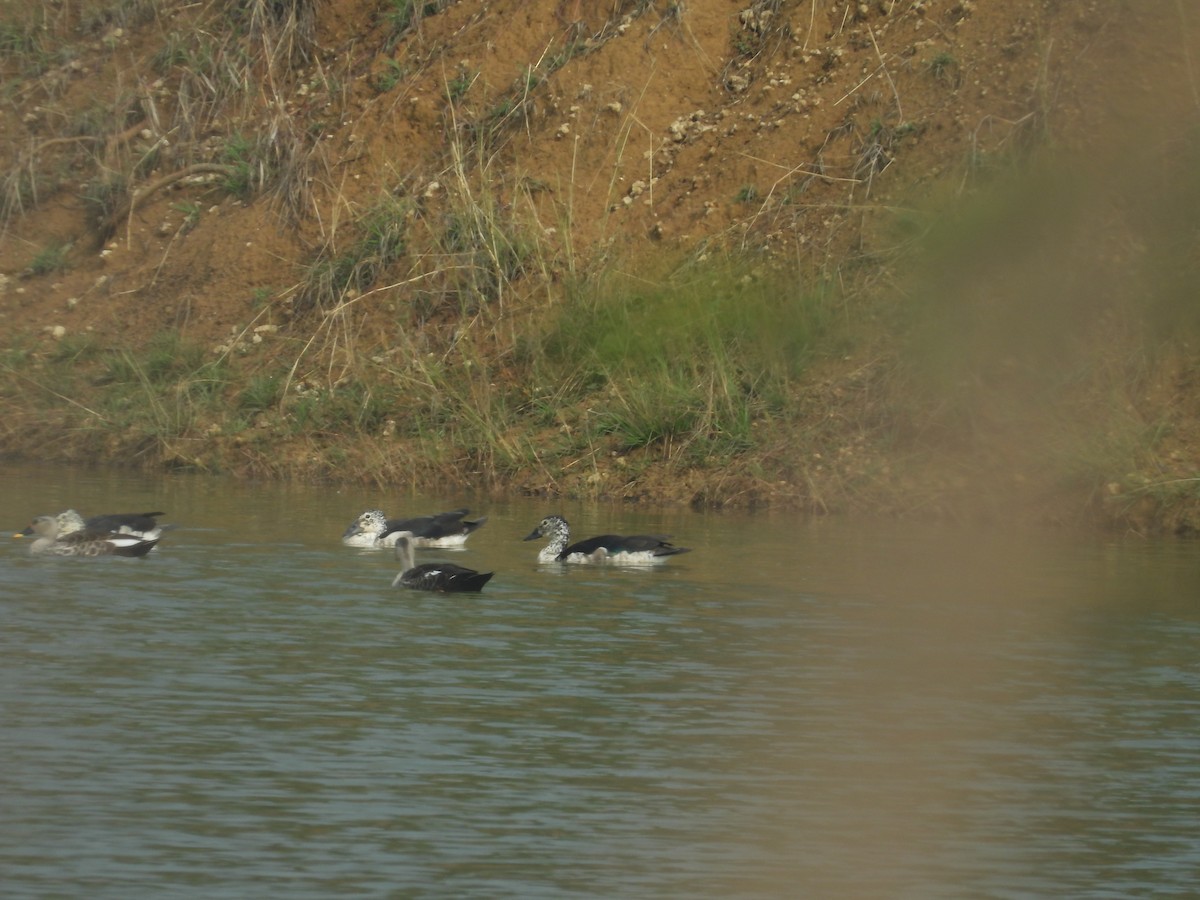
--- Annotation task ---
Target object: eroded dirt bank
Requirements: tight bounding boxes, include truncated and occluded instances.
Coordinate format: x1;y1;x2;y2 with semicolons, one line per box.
1;1;1199;532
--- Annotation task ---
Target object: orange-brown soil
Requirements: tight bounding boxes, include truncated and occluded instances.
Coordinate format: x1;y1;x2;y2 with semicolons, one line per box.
2;0;1199;529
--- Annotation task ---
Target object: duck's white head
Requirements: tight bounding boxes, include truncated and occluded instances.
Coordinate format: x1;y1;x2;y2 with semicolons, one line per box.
524;515;569;540
343;509;388;546
523;515;571;561
19;515;62;552
30;515;60;539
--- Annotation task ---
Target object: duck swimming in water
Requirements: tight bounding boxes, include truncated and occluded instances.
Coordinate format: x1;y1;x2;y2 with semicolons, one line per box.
343;507;487;549
19;515;160;558
391;533;494;593
522;515;691;565
19;509;166;541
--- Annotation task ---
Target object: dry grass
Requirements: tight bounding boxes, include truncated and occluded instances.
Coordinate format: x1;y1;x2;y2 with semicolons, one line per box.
1;0;1198;529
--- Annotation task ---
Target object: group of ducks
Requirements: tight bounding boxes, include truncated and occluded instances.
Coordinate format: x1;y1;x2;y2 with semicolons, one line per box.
341;507;691;593
14;505;691;594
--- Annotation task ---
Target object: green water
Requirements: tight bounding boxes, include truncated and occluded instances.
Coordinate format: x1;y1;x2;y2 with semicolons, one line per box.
3;462;1199;897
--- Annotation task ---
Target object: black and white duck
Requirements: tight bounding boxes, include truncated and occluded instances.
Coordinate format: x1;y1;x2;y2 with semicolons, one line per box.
342;507;487;549
19;515;161;558
391;533;494;593
522;515;691;565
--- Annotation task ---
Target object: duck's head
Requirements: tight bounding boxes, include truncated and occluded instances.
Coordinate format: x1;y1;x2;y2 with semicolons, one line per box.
391;531;417;574
523;515;568;542
343;508;388;541
15;512;70;539
23;516;59;539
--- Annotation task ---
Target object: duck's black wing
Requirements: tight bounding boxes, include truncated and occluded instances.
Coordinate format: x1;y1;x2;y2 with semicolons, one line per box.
382;508;464;539
559;534;625;559
400;562;494;593
630;534;690;557
384;508;486;541
382;514;435;541
560;533;689;559
425;509;487;539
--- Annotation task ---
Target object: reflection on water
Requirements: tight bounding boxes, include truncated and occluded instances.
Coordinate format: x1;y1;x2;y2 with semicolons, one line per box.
2;462;1199;897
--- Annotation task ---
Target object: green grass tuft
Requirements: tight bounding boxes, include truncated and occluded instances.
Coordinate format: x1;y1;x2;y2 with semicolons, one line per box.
28;241;71;275
534;263;832;458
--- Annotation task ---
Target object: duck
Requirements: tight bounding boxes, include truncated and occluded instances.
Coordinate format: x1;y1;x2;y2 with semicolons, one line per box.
342;507;487;549
46;508;165;539
19;515;161;558
522;514;691;565
391;532;494;593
